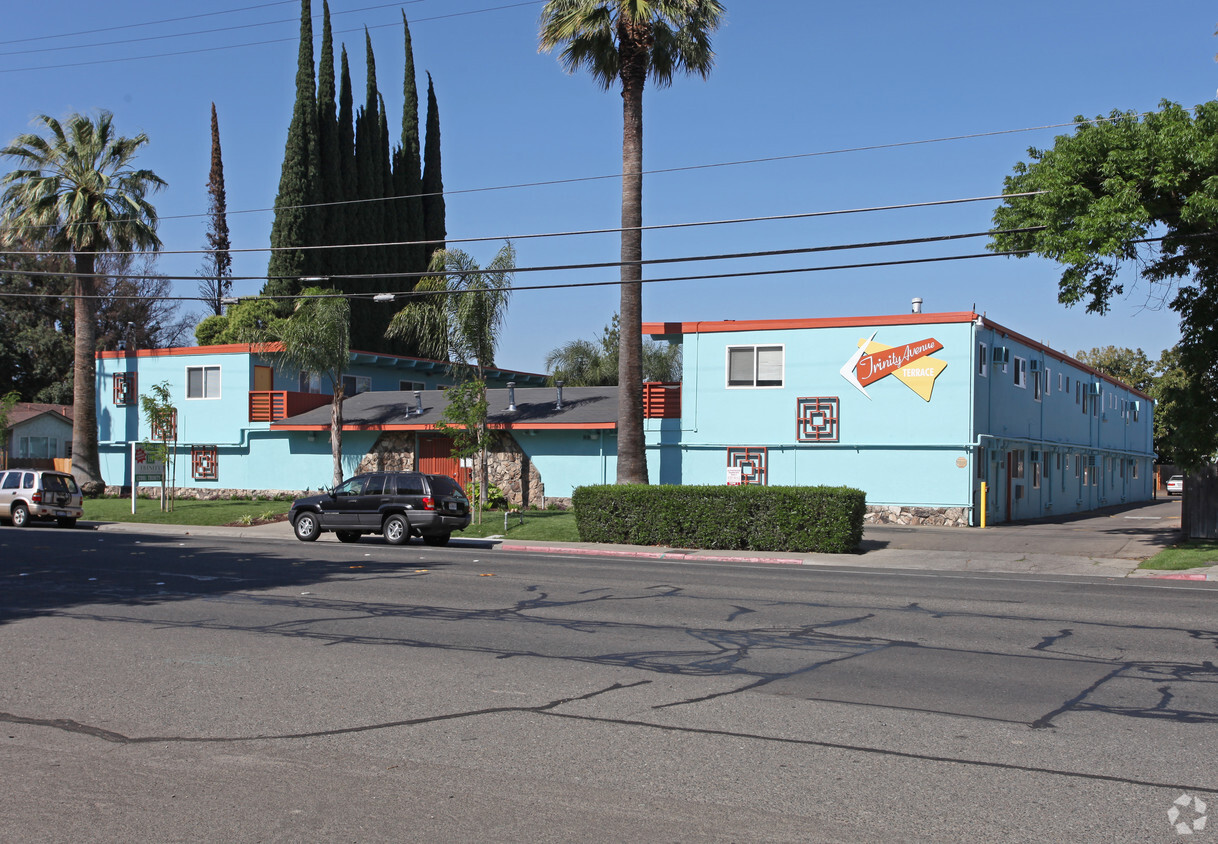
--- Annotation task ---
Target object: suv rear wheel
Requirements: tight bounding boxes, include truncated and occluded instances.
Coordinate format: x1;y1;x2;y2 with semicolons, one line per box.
11;503;29;527
383;514;410;545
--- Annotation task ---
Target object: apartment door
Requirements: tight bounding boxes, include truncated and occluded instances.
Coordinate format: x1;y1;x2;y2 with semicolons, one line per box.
418;435;471;486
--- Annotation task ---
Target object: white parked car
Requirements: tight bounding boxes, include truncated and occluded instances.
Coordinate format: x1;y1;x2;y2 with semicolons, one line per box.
1166;475;1184;496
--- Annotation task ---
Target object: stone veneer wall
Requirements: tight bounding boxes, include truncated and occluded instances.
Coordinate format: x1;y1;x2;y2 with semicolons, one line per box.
357;432;416;474
864;505;971;527
103;486;304;500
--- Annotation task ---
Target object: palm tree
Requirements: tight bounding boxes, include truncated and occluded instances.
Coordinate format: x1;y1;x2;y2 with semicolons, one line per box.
539;0;724;485
387;244;514;508
1;112;166;490
270;288;352;489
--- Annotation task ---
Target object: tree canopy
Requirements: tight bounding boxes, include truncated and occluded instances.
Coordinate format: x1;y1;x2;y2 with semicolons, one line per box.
1;110;165;488
545;313;681;386
990;101;1218;468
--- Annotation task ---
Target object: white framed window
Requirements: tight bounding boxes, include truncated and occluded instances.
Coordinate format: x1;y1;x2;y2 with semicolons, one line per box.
726;345;784;388
1033;371;1042;401
1031;451;1041;489
342;375;371;396
186;365;221;399
978;343;988;377
1013;356;1027;388
1057;372;1062;392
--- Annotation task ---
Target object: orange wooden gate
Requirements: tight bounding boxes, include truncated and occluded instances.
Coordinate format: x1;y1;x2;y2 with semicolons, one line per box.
417;435;471;487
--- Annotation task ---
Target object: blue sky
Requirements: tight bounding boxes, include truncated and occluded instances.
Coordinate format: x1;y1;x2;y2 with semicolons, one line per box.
3;1;1214;373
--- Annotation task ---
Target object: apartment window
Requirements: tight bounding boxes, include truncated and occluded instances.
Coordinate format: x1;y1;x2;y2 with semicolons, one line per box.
1075;381;1081;405
1031;451;1041;489
400;380;425;392
1132;460;1139;480
18;437;56;459
978;343;988;377
298;371;322;394
1011;450;1025;479
186;365;221;399
342;375;371;396
1013;357;1027;388
192;446;218;481
114;372;137;406
1074;453;1081;479
727;345;783;388
1033;371;1041;401
1065;376;1071;394
1057;372;1062;392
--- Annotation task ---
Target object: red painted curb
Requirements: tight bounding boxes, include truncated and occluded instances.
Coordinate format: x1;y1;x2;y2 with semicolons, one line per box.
1146;572;1212;581
500;544;806;566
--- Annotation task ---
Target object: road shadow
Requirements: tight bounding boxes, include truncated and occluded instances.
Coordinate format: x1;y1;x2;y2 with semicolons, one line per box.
0;524;457;626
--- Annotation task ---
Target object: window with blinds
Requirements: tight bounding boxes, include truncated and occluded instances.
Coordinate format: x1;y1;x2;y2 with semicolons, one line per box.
726;345;783;388
186;365;221;399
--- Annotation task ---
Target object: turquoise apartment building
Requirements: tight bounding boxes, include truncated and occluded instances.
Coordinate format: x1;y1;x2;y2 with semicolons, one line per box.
94;309;1155;526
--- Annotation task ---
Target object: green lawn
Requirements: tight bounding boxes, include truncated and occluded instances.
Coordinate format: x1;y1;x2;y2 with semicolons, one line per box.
84;496;290;526
458;510;579;541
1138;540;1218;571
83;496;580;540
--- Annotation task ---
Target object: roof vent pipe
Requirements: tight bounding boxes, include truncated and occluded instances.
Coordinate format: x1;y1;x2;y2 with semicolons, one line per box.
507;382;516;412
413;390;423;416
556;380;564;410
911;297;923;314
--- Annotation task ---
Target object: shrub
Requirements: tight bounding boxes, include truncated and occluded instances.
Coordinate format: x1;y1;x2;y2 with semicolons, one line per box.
466;482;508;510
572;484;865;554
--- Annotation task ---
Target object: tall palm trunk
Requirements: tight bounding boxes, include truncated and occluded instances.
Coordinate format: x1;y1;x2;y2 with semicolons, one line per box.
72;250;103;488
331;386;345;489
616;24;649;485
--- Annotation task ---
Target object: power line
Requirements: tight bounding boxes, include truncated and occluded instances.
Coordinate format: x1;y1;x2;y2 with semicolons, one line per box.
0;1;426;58
0;2;543;73
0;247;1039;302
1;226;1044;286
0;192;1046;259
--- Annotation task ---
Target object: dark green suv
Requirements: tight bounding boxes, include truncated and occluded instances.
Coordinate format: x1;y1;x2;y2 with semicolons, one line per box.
289;472;471;546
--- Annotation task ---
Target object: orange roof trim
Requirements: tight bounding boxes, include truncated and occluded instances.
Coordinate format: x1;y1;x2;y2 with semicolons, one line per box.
643;311;980;336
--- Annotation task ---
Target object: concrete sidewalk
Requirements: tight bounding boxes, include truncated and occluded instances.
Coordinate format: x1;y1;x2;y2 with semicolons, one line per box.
84;498;1215;581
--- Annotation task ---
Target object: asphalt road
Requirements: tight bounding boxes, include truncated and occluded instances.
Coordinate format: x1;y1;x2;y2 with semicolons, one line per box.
1;525;1215;842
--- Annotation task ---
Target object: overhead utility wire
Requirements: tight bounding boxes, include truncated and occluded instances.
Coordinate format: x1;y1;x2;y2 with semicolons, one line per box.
0;0;299;45
1;192;1047;260
0;1;427;57
13;109;1142;234
0;2;542;72
1;227;1043;285
0;232;1181;303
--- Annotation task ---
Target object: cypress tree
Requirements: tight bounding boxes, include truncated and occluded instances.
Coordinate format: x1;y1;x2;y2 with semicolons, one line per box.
199;102;232;316
315;0;343;276
421;72;446;258
265;0;320;303
398;11;425;274
337;46;357;281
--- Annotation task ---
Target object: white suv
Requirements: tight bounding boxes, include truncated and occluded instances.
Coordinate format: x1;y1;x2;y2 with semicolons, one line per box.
0;469;83;528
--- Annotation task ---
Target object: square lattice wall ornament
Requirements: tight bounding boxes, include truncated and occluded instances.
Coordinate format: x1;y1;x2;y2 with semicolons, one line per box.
796;397;840;443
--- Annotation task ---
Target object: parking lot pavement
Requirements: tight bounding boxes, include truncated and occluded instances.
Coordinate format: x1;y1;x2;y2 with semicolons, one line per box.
83;498;1201;579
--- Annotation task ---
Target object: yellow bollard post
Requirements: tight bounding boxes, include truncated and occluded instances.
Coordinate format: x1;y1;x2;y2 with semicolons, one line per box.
980;481;988;529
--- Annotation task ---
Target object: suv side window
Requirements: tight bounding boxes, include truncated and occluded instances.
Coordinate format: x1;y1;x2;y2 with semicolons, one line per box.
363;474;385;495
395;473;425;495
426;475;464;497
22;473;34;489
334;476;367;496
0;472;16;490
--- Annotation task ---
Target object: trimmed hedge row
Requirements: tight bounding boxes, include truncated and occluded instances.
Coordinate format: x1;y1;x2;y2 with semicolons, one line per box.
572;484;866;554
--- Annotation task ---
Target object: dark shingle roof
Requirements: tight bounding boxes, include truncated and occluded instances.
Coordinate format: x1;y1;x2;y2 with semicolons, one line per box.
272;386;619;430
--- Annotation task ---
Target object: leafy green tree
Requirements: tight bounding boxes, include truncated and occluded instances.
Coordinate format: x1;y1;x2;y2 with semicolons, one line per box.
139;380;177;511
387;244;514;506
267;288;352;488
265;0;320;303
199;103;233;316
0;390;20;458
539;0;725;484
1074;346;1157;395
546;313;681;385
314;1;343;275
991;101;1218;468
194;297;286;346
0;247;74;402
433;378;488;523
1;111;166;489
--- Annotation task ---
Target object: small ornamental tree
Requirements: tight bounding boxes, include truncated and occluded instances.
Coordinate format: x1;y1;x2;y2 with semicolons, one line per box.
139;380;177;511
434;378;488;524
